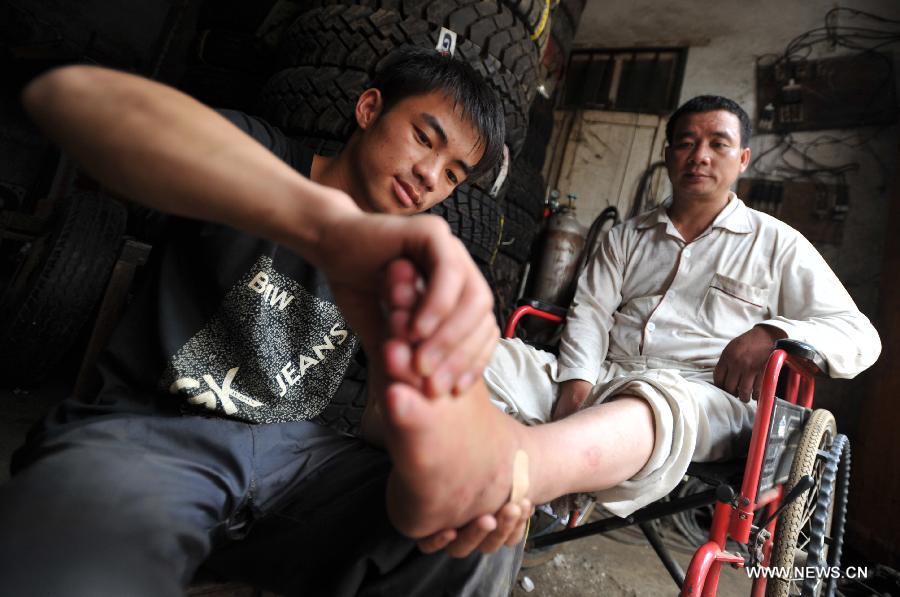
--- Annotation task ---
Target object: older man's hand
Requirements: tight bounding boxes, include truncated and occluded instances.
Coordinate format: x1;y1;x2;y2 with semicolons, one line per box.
552;379;594;421
714;324;787;402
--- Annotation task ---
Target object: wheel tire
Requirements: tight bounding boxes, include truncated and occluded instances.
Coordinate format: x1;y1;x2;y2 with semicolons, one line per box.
519;92;555;171
824;436;850;597
429;182;503;264
310;0;540;103
255;1;308;52
498;160;545;267
505;159;546;221
550;0;585;59
272;4;529;155
766;409;837;597
491;0;551;57
480;252;525;326
257;66;370;141
500;199;541;262
0;191;127;388
313;352;368;435
802;435;850;597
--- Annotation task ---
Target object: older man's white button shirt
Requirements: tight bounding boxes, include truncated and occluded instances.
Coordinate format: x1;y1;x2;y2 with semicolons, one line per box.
557;194;881;385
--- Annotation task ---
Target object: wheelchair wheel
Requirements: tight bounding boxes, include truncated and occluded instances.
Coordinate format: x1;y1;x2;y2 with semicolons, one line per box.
766;409;836;597
802;434;850;597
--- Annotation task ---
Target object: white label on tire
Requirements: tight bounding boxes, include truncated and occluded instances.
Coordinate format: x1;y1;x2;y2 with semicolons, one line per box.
436;27;457;57
490;144;510;198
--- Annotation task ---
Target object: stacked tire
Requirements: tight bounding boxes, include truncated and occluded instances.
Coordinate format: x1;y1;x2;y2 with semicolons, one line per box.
494;0;587;320
257;0;554;326
262;3;535;154
0;191;127;388
255;0;586;327
549;0;586;60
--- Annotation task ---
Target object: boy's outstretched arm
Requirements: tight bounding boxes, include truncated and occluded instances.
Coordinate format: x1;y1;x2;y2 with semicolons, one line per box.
22;65;497;393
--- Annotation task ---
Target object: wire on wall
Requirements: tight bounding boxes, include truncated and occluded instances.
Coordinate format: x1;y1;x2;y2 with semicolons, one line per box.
751;7;899;187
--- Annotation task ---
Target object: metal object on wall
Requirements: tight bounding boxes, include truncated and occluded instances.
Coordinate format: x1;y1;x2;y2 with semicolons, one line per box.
738;178;848;245
529;197;588;308
755;53;898;133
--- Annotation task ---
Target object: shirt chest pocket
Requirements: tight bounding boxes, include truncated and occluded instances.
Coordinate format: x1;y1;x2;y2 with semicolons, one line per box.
699;273;770;336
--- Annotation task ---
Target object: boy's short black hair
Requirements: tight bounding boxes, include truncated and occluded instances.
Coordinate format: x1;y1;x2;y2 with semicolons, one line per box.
370;46;505;180
665;95;752;148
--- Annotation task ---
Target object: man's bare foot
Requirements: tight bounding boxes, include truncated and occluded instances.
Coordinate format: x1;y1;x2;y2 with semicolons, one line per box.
375;260;655;547
379;380;553;539
375;258;536;551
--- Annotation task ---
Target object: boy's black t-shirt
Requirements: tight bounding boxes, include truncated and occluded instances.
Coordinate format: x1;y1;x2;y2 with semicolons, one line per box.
64;110;360;424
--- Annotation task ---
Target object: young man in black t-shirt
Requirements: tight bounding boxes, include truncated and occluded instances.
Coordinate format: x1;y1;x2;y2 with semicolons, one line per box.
0;48;526;596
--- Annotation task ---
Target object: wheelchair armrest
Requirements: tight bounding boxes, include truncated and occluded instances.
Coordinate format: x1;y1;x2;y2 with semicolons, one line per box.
775;339;828;376
686;459;746;487
504;298;567;339
516;298;568;317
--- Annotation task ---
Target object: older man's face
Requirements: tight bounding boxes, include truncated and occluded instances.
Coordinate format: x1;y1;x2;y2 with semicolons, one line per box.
665;110;750;204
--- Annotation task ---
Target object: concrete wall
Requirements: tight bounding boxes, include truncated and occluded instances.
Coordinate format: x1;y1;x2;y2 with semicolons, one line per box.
572;0;899;561
576;0;900;106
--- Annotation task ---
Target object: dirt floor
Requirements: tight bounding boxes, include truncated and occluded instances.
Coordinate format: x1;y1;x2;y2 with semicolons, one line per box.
511;519;750;597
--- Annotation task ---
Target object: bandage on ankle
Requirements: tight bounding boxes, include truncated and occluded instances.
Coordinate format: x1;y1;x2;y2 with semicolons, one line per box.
510;449;529;503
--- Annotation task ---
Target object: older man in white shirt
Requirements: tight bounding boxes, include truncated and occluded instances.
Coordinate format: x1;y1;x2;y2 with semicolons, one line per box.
367;95;881;557
482;95;881;515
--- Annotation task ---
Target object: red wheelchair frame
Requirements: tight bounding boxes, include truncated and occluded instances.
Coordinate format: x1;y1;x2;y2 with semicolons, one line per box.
505;300;846;597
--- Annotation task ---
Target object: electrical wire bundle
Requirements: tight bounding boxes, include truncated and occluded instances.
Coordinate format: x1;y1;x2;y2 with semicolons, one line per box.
750;132;862;184
751;8;899;186
757;7;900;69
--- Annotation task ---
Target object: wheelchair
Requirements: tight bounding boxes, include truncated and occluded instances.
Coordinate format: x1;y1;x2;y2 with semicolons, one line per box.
505;299;852;597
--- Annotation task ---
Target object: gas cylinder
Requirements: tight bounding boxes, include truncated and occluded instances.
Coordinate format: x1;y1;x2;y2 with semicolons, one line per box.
529;193;588;308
